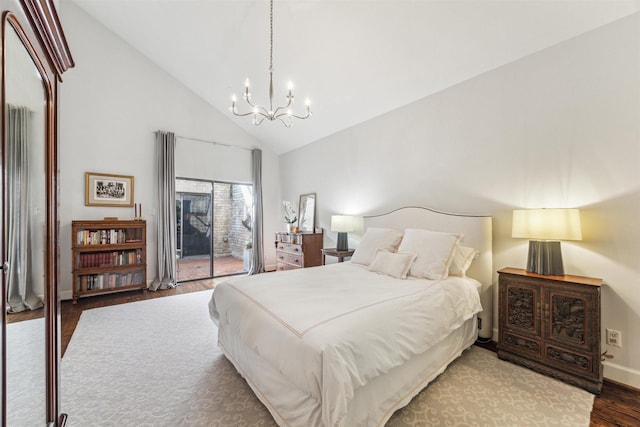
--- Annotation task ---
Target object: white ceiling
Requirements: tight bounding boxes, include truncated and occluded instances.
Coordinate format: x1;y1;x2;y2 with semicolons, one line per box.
71;0;640;154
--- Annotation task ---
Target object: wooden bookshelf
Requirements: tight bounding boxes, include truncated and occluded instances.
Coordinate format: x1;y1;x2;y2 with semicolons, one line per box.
71;219;147;303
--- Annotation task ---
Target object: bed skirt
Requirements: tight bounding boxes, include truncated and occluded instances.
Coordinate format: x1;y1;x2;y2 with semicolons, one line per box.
218;316;478;427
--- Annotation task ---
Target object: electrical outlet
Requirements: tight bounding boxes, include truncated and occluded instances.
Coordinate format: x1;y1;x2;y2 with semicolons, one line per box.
606;328;622;347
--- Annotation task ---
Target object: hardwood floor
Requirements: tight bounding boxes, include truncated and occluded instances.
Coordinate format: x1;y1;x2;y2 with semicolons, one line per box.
12;279;640;426
590;379;640;427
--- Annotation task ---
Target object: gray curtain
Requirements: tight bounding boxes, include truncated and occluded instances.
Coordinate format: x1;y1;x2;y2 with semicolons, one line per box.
150;130;178;290
248;148;265;274
6;105;43;312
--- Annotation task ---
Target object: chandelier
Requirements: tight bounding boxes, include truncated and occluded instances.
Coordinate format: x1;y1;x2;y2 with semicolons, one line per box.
230;0;311;127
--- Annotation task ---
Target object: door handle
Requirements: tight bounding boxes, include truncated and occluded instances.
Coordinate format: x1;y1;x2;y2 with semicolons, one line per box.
1;261;8;272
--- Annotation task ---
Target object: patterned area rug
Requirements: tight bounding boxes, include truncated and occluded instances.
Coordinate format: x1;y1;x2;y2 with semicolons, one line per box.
61;290;594;426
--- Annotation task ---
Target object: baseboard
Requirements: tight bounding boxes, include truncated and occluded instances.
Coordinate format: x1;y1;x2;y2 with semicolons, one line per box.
603;376;640;392
603;360;640;390
61;290;73;301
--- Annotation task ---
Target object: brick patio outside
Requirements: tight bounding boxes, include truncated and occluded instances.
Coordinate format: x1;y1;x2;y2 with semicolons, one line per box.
177;255;245;282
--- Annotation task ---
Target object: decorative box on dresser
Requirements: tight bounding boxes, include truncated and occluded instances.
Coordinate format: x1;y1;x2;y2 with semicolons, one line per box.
275;232;323;270
72;220;147;303
497;267;603;394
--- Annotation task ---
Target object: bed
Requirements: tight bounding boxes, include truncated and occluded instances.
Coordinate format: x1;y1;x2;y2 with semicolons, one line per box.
209;207;493;426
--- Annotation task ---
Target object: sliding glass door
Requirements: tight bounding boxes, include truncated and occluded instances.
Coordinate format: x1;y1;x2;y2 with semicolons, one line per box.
176;178;252;282
176;183;212;281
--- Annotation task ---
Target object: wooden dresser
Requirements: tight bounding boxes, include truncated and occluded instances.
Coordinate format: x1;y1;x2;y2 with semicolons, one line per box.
497;267;602;394
275;232;323;270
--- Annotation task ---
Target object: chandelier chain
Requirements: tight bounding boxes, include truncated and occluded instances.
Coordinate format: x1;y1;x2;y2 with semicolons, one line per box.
269;0;273;72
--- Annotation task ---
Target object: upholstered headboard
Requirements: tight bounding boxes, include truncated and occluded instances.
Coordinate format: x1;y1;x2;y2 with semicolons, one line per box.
362;206;493;339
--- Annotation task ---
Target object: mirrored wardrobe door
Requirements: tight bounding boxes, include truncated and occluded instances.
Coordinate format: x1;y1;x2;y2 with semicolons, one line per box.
3;14;49;426
0;1;73;425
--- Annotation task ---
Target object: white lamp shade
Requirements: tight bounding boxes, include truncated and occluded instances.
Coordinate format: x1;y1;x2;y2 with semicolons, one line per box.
331;215;354;232
512;208;582;241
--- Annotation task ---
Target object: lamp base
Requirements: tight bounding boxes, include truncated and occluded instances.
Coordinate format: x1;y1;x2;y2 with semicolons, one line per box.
336;232;348;251
526;240;564;276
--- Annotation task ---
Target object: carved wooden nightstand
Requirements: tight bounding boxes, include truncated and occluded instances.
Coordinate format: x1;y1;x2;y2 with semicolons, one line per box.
497;267;602;394
321;248;355;265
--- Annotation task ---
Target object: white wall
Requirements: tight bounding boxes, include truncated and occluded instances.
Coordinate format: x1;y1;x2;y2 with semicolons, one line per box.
280;13;640;387
57;1;281;299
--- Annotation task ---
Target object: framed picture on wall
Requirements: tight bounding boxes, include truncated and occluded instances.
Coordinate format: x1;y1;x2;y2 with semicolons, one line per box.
85;172;134;207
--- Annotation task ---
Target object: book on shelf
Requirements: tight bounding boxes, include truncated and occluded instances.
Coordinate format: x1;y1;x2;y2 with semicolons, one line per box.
77;250;143;268
79;269;145;291
76;228;137;245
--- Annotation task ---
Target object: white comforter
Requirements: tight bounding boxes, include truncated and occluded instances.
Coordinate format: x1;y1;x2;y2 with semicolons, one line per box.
209;262;482;427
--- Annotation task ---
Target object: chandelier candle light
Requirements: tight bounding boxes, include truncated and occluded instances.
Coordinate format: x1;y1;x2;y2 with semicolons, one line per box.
230;0;311;127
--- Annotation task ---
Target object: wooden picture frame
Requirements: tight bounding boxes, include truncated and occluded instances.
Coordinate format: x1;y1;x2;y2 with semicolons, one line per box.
85;172;134;207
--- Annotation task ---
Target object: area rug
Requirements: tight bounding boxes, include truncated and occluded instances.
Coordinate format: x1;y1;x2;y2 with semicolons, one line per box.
6;318;46;427
61;290;594;426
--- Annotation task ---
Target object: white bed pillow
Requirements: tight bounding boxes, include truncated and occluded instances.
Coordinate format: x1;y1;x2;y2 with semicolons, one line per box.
397;228;461;280
350;227;404;266
367;249;416;279
449;246;479;277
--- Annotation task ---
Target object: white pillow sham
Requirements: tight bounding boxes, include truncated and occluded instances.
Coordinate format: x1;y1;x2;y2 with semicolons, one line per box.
350;227;404;266
397;228;461;280
367;249;416;279
449;245;479;277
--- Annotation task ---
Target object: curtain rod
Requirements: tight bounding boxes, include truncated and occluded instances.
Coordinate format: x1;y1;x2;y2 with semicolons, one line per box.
154;131;254;152
177;134;255;152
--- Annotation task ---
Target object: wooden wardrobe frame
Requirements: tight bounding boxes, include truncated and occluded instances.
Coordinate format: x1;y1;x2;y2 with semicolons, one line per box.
0;1;73;425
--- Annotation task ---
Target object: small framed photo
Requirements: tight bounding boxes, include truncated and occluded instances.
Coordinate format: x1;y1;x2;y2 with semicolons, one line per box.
85;172;134;207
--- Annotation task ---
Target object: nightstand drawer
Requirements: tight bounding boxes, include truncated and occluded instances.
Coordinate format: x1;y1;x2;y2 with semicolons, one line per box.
545;345;595;376
502;331;541;356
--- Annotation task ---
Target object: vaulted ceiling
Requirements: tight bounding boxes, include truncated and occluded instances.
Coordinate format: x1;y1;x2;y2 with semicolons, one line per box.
71;0;640;154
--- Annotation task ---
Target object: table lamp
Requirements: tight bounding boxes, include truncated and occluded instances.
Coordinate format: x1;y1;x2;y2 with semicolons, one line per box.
331;215;354;251
512;208;582;276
